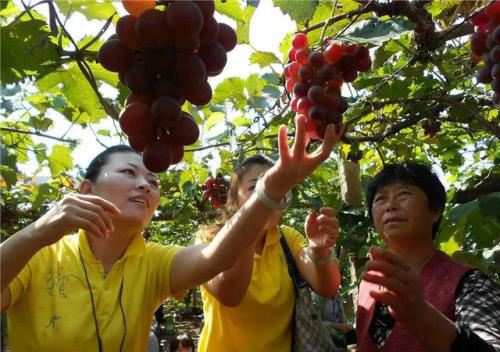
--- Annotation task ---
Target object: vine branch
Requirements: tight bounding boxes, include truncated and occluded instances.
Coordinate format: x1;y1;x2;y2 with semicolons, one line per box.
0;127;78;144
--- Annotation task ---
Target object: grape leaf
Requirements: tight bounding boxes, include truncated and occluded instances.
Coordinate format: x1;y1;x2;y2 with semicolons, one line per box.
215;0;245;22
55;1;117;22
37;63;106;122
273;0;319;24
48;145;74;176
1;17;60;84
343;17;414;45
250;51;282;68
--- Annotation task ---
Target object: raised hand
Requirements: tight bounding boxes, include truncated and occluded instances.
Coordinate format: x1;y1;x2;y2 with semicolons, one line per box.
362;247;428;325
305;207;339;249
33;194;121;247
263;115;344;200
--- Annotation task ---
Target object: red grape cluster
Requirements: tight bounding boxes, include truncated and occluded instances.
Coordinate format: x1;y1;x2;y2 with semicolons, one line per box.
98;0;237;172
202;175;228;209
284;33;371;140
470;2;500;105
421;119;441;138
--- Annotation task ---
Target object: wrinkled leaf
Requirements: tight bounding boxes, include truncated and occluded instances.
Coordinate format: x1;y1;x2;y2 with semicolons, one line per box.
205;112;225;131
236;6;256;45
37;63;106;122
273;0;319;24
343;17;414;46
55;1;117;22
250;51;281;68
215;0;245;21
1;17;60;84
48;145;73;176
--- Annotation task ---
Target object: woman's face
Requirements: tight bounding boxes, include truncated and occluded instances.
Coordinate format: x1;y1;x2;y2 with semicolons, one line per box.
236;163;282;227
371;182;440;245
84;152;161;227
175;345;193;352
236;163;270;206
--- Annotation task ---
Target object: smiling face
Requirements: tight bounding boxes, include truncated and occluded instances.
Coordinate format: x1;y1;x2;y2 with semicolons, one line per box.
371;182;441;246
82;152;161;228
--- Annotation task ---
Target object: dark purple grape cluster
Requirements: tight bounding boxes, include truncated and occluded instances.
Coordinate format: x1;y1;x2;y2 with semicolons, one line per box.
471;2;500;105
202;175;228;209
98;0;237;172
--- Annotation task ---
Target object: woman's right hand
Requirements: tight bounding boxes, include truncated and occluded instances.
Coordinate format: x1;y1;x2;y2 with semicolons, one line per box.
263;115;344;200
32;194;121;247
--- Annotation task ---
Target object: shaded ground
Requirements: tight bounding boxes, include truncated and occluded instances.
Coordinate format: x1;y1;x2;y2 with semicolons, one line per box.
157;308;204;351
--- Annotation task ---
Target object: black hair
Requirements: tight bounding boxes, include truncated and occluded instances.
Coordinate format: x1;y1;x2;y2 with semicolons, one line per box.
169;333;194;351
236;154;275;169
366;162;446;239
84;145;138;182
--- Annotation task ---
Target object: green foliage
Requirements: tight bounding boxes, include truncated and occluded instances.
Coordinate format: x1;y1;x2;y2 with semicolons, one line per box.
1;0;499;293
273;0;319;24
342;17;414;45
250;51;282;68
54;1;117;21
437;193;500;280
236;6;256;44
37;63;107;122
1;15;60;84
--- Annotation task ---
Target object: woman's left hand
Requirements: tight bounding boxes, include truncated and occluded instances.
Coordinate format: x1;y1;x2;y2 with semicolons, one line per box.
305;207;339;249
363;247;428;325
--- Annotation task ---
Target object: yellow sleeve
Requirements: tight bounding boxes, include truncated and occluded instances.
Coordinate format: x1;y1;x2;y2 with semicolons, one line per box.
144;243;183;300
281;225;308;258
9;255;36;307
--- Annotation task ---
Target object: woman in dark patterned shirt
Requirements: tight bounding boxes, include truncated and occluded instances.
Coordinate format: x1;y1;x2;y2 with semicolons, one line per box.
356;162;500;352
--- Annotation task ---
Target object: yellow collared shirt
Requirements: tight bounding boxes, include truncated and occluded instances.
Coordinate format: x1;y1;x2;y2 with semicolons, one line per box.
197;225;307;352
7;230;181;351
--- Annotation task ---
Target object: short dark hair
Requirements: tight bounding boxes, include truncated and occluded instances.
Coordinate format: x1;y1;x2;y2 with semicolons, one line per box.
169;333;194;351
84;145;138;182
366;162;446;239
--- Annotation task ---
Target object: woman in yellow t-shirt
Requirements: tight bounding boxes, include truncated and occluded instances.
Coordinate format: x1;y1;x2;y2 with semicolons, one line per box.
1;117;343;351
196;154;342;352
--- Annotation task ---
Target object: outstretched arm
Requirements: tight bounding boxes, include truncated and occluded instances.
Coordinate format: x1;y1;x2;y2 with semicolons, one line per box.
169;117;344;294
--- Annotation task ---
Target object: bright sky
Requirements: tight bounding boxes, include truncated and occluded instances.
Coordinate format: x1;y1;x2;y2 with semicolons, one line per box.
15;0;295;177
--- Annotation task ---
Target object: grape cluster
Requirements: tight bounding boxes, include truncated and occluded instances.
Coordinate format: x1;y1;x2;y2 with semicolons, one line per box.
202;175;228;209
470;2;500;105
98;0;237;172
284;33;371;140
421;119;441;138
347;150;363;162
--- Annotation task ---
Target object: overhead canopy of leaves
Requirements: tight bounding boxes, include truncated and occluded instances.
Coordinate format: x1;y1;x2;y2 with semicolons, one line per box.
1;0;498;287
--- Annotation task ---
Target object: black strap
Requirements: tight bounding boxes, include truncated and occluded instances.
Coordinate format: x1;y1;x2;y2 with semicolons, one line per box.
281;234;314;352
280;235;309;291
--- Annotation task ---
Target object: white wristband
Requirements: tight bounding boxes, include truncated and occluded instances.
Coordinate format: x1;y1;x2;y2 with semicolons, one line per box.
305;247;338;265
254;177;292;209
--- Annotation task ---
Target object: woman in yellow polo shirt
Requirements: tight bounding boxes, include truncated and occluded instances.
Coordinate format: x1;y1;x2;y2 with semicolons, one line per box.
196;154;342;352
0;117;343;351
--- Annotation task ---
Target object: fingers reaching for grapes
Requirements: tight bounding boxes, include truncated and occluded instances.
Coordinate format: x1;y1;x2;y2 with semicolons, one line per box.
263;115;343;200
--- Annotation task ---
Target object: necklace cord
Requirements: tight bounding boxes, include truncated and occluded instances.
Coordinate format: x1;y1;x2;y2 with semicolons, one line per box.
78;247;103;352
78;247;126;352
